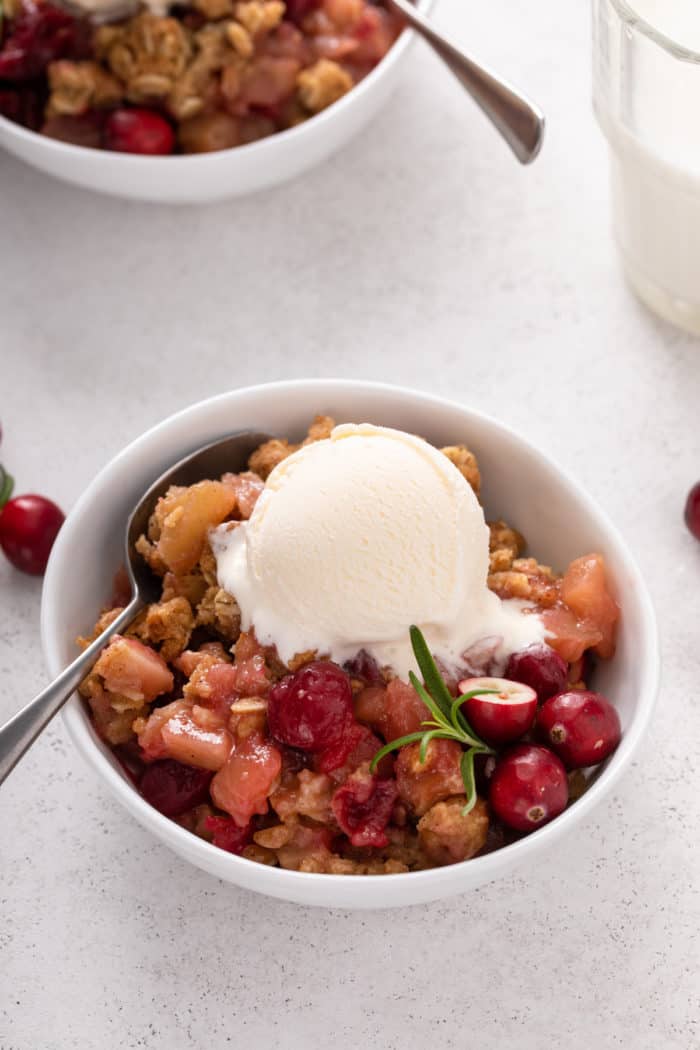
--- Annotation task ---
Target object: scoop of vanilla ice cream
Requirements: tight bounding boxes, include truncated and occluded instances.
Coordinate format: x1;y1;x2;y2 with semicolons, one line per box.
212;423;544;679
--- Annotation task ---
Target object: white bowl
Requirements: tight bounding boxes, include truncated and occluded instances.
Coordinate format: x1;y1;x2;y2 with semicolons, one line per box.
0;5;428;203
41;380;659;909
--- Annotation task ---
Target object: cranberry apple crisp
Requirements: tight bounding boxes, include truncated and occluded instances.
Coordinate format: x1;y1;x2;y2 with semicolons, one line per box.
79;417;621;874
0;0;401;153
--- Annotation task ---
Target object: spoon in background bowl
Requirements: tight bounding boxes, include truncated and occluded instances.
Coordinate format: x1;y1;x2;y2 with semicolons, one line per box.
0;429;270;787
384;0;545;163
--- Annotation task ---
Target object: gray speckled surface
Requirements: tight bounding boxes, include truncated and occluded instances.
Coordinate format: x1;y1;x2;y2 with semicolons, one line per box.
1;0;699;1046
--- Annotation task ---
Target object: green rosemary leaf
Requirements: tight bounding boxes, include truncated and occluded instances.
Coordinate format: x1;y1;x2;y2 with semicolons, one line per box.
452;689;499;702
460;748;479;816
450;695;465;734
408;671;447;726
449;691;497;748
369;731;426;772
455;706;472;736
418;728;449;765
410;625;454;720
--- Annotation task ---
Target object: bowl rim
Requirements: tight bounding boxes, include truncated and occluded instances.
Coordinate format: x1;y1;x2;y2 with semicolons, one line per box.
0;0;430;165
41;378;660;892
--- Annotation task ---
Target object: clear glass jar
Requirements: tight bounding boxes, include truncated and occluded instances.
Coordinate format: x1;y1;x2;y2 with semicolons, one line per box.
592;0;700;335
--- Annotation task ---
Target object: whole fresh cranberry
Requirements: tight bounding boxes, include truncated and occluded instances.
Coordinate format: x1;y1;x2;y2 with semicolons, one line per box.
0;1;88;82
505;644;568;703
139;759;213;817
103;108;175;155
684;482;700;541
537;691;621;769
204;815;252;854
489;744;568;832
0;493;64;574
331;770;398;848
267;660;353;751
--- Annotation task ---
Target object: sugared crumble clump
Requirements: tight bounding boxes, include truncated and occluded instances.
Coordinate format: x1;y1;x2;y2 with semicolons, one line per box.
78;416;620;874
0;0;402;154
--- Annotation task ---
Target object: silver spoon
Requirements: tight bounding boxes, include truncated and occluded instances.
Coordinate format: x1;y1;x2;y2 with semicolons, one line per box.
384;0;545;164
0;430;270;787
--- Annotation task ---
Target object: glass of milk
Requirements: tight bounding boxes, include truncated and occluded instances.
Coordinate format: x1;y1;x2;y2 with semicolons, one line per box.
593;0;700;334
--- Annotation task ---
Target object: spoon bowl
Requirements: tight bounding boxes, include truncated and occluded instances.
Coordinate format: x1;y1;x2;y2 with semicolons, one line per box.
0;428;268;786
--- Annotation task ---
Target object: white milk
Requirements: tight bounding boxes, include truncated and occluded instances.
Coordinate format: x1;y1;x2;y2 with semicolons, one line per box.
594;0;700;334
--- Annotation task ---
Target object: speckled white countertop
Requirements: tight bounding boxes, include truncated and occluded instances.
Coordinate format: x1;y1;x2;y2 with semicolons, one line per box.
1;0;699;1046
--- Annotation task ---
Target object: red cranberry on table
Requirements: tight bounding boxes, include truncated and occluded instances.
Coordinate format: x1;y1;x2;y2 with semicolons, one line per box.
267;660;353;751
504;643;568;702
537;690;621;769
103;108;175;155
457;676;537;746
0;493;65;575
489;743;568;832
685;482;700;541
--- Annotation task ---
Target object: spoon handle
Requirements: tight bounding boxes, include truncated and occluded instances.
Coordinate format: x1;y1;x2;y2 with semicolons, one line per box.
386;0;545;164
0;596;143;787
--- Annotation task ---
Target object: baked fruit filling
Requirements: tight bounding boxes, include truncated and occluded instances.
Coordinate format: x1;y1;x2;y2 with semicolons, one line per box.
0;0;402;153
79;417;621;875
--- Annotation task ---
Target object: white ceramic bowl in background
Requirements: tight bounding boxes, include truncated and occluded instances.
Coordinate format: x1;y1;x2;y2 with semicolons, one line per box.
0;3;430;203
41;380;659;908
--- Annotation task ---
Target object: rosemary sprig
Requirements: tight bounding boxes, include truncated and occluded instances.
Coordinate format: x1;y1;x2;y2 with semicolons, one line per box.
370;625;496;815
